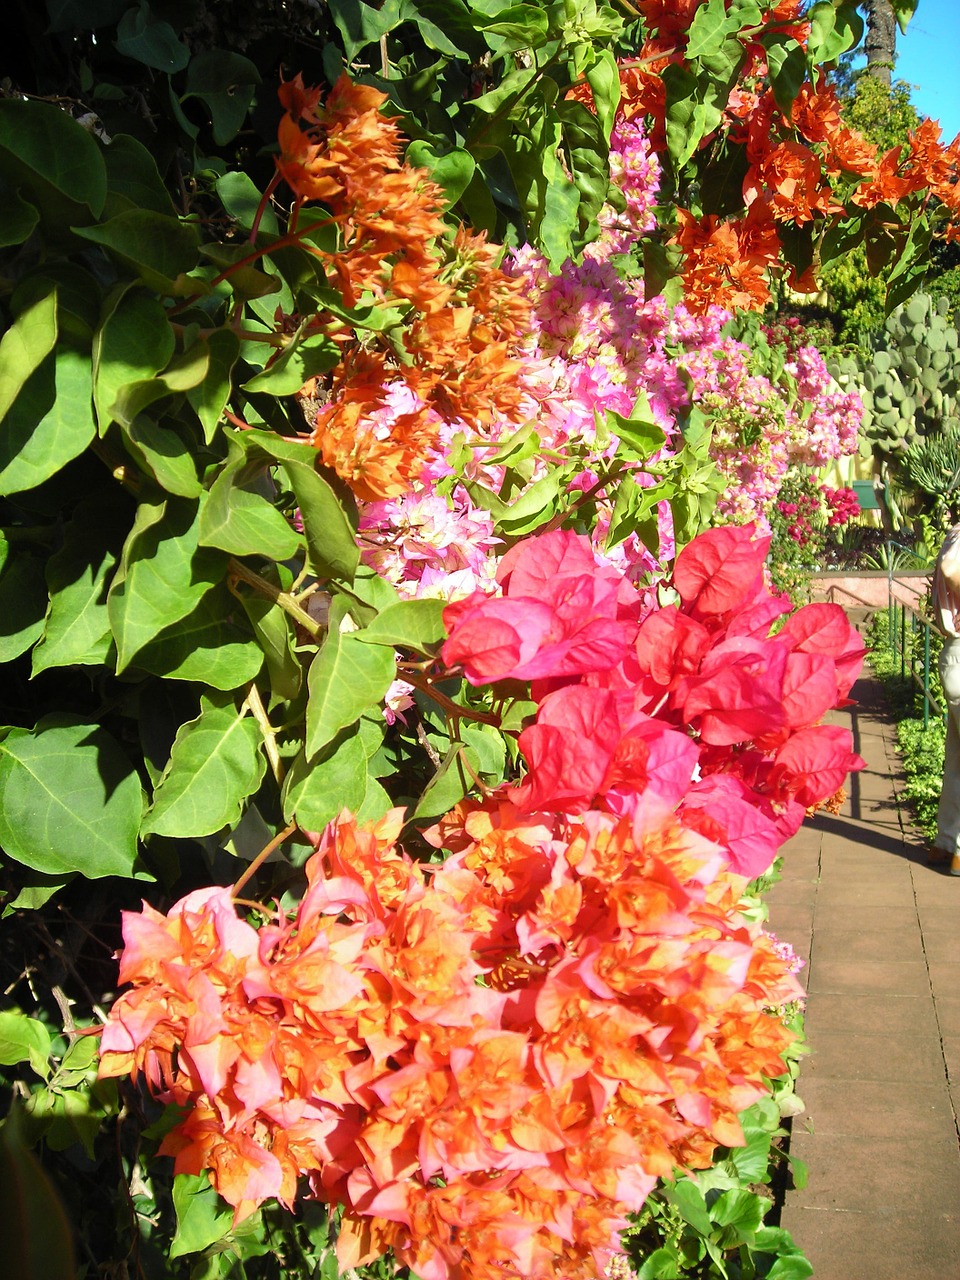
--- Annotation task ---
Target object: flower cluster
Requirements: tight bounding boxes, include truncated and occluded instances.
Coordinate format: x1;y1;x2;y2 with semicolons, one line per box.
442;524;865;879
617;7;960;312
276;75;532;501
100;525;862;1280
822;485;860;528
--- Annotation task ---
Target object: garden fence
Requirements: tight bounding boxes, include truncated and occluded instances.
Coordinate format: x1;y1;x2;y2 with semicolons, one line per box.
886;551;944;729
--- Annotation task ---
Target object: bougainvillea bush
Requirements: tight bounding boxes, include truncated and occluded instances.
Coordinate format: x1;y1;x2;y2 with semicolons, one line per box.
0;0;955;1276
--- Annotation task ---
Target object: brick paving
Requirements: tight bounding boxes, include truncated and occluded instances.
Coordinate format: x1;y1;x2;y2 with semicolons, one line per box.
768;673;960;1279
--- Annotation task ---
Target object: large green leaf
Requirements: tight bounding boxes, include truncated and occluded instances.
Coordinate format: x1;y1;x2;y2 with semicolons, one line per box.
282;728;369;830
306;623;396;755
102;133;176;215
74;210;200;294
0;542;47;663
240;432;359;580
115;1;190;73
0;187;39;248
0;345;96;497
241;331;340;395
186;328;241;443
32;500;127;674
0;1104;78;1280
93;288;175;430
120;415;204;499
200;454;302;561
0;286;58;423
238;594;302;701
131;585;263;690
0;98;106;227
169;1174;233;1259
355;598;446;655
107;498;226;672
181;51;260;146
142;694;266;839
0;718;143;879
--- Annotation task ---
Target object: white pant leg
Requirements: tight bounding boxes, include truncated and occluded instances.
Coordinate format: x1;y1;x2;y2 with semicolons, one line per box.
935;638;960;852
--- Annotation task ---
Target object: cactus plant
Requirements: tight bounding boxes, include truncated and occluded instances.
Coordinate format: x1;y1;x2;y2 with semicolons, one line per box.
828;292;960;461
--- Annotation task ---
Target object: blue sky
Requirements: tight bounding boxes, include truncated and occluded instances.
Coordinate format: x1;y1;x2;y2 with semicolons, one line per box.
888;0;960;140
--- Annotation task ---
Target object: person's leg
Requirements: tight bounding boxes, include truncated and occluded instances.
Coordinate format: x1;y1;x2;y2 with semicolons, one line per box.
934;639;960;865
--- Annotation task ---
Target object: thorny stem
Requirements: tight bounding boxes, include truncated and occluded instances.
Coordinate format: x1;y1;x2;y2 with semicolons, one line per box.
232;820;299;898
538;462;625;535
227;557;324;638
244;682;285;786
403;669;501;727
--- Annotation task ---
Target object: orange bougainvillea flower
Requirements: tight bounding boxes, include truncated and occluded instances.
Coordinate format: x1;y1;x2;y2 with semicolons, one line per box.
273;74;533;502
101;795;802;1279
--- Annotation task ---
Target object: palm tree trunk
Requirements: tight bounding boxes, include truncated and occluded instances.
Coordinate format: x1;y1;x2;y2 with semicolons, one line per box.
862;0;897;87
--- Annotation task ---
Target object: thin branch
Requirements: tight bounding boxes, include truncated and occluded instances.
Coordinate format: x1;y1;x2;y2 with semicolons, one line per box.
232;820;299;899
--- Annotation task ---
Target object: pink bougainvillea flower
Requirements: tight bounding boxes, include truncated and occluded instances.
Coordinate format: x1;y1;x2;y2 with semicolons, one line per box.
441;529;640;684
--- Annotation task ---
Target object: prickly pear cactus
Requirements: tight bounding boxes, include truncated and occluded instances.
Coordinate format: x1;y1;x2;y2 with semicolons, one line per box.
829;293;960;460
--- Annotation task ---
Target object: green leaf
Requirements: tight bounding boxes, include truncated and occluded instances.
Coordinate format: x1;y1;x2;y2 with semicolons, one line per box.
686;0;757;59
170;1173;233;1259
406;141;477;206
278;465;358;580
663;62;726;171
709;1187;766;1246
0;345;95;498
0;719;143;879
241;332;340;395
282;728;368;829
187;327;241;443
306;624;396;755
0;544;47;663
131;584;264;691
93;287;175;431
0;187;39;248
355;599;447;654
200;454;302;562
806;1;864;65
74;210;200;294
764;35;807;114
102;133;176;215
637;1247;685;1279
0;1011;52;1075
0;98;107;225
584;49;621;142
215;172;278;236
0;286;58;423
181;50;260;146
329;0;403;62
0;1103;77;1280
608;402;667;459
115;1;190;73
107;498;226;672
411;740;482;822
238;594;302;701
142;694;266;839
46;0;130;31
890;0;917;34
660;1176;713;1236
120;415;204;499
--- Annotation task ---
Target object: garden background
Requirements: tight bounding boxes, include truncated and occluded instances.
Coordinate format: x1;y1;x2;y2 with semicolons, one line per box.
0;2;958;1278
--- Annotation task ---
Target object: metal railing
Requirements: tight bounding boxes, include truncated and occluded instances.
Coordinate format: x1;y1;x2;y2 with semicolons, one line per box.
887;579;945;730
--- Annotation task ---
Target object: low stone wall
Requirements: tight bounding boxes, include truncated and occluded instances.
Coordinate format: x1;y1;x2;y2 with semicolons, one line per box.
808;569;929;612
814;570;931;614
